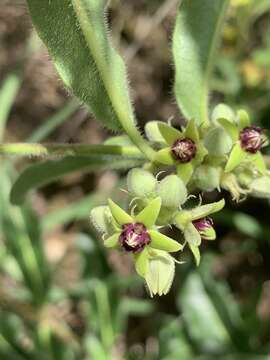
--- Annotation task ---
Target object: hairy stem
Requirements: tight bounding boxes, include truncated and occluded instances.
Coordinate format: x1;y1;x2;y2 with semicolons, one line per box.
0;143;146;158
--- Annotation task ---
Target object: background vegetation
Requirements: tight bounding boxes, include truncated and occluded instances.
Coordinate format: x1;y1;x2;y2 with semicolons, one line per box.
1;0;270;358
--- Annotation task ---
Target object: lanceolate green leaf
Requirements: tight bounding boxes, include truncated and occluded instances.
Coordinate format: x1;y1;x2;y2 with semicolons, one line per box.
10;156;144;205
26;0;131;132
173;0;229;126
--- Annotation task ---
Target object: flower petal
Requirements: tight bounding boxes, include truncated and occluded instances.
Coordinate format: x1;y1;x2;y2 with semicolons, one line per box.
184;223;201;246
134;248;149;277
225;143;246;173
158;122;183;145
108;199;133;226
218;118;238;142
184;119;199;142
135;197;161;228
145;251;175;297
237;109;250;129
202;226;216;240
149;230;183;252
104;233;120;248
189;243;201;266
176;163;193;184
155;148;174;165
190;199;225;221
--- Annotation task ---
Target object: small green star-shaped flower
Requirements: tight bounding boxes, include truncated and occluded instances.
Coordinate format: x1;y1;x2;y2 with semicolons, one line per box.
105;197;182;278
174;199;225;266
154;120;208;184
219;110;268;174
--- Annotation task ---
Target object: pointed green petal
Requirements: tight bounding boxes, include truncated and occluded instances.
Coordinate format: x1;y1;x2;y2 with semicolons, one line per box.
189;244;201;266
184;223;201;246
194;143;208;165
104;233;120;248
158;122;183;145
190;199;225;221
184;119;199;142
176;163;193;184
135;197;161;228
202;227;216;241
108;199;133;226
225;143;246;173
149;230;183;252
155;148;174;165
134;248;149;277
237;109;250;129
218;118;238;142
250;152;267;174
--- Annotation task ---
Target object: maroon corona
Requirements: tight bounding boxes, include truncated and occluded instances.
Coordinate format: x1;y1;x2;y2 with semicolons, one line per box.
171;138;197;163
119;223;151;253
239;126;264;154
193;217;213;238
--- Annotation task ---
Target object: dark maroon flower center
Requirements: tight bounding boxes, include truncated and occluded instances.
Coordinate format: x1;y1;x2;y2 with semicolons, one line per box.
119;223;151;253
193;217;213;233
171;138;197;163
240;126;264;154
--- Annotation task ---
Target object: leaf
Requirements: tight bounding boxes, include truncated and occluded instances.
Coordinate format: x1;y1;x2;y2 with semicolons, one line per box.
178;272;231;352
173;0;229;125
26;0;135;131
10;155;144;205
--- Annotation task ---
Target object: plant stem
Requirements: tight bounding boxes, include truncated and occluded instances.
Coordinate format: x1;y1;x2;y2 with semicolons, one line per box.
0;143;145;158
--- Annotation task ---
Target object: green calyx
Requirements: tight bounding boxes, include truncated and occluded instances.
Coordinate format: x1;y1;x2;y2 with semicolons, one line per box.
157;175;187;209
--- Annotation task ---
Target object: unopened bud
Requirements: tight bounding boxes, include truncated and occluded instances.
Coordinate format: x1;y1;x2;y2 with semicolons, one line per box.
249;176;270;199
193;165;221;192
204;127;233;155
157;175;187;208
90;206;114;235
239;126;264;153
127;168;157;198
212;103;235;124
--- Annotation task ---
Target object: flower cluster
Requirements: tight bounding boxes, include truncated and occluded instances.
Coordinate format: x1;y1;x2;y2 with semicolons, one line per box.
91;104;269;297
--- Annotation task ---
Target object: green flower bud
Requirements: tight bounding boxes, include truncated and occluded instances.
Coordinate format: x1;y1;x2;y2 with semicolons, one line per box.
127;168;157;198
249;176;270;199
193;165;221;192
212;103;235;124
144;121;166;144
157;175;187;208
90;206;114;235
145;250;175;297
204;127;233;155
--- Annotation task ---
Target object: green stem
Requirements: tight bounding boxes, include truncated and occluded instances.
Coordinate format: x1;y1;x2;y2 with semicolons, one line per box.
72;0;156;161
0;143;145;158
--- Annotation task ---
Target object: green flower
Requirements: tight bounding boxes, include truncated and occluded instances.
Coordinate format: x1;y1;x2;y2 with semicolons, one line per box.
154;120;208;184
174;199;225;266
218;110;268;174
105;197;182;277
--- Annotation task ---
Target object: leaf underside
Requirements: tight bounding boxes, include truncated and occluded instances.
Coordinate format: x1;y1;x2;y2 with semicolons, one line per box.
26;0;135;131
173;0;229;125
